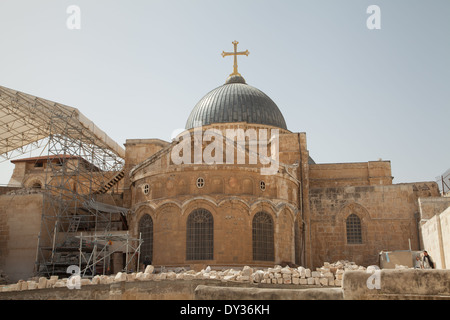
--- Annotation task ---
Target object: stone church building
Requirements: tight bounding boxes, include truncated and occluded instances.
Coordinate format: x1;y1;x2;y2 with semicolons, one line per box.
122;71;439;271
0;43;444;282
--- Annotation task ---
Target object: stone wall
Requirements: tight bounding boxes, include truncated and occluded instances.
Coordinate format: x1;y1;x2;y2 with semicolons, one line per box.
123;139;170;207
0;193;43;283
420;205;450;269
342;269;450;300
308;182;440;268
419;197;450;220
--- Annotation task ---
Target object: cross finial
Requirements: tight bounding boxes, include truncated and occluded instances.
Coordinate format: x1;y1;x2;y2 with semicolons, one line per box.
221;41;249;77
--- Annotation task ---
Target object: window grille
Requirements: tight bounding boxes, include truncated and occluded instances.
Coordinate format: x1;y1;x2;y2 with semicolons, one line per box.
139;214;153;262
252;212;274;261
186;209;213;260
346;214;362;244
196;177;205;188
260;181;266;191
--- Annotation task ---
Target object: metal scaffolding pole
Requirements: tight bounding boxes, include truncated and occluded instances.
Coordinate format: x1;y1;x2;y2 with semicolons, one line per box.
0;85;129;278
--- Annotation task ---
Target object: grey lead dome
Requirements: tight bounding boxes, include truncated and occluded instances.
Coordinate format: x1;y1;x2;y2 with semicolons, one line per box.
185;75;287;130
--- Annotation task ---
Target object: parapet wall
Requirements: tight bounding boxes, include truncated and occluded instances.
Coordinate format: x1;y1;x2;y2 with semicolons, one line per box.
342;269;450;300
309;161;393;188
420;205;450;269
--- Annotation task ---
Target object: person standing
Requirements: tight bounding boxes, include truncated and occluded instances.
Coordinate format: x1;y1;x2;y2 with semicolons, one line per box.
422;251;435;269
414;256;423;269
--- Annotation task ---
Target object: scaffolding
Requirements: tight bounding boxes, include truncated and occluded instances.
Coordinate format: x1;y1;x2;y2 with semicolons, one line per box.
0;85;138;278
436;168;450;196
76;232;143;277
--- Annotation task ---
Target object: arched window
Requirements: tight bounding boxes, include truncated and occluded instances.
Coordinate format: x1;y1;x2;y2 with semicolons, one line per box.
252;212;274;261
186;209;213;260
139;214;153;263
346;214;362;244
31;182;42;189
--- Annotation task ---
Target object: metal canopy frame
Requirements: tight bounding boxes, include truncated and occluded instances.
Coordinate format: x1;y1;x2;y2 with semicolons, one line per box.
0;84;135;278
0;85;125;162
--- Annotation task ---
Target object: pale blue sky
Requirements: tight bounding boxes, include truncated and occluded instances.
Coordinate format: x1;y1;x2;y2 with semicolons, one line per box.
0;0;449;185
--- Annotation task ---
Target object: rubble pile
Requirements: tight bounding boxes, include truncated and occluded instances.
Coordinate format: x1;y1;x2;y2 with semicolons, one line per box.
0;260;367;293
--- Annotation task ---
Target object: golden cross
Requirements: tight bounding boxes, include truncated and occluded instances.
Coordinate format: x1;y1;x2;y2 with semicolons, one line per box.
221;41;249;77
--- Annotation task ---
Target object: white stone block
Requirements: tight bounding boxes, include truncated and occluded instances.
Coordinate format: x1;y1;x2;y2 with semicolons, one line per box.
159;273;168;280
183;273;195;280
311;271;321;278
27;281;37;290
236;275;250;282
38;277;47;289
100;275;111;284
53;280;66;288
314;277;320;285
223;275;235;281
307;277;315;285
202;273;210;279
144;265;154;274
305;269;311;278
299;278;308;285
80;279;91;286
242;266;253;276
91;275;101;285
134;272;144;281
281;267;292;274
114;272;127;282
46;279;57;288
320;278;329;287
298;267;306;278
292;277;300;285
19;281;28;291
